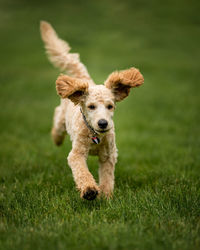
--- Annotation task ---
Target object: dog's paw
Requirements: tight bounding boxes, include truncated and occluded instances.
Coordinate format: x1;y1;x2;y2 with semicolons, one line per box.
51;128;65;146
82;187;99;201
99;185;113;199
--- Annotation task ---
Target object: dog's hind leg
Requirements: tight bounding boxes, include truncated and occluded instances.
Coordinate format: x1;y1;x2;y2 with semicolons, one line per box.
51;103;66;146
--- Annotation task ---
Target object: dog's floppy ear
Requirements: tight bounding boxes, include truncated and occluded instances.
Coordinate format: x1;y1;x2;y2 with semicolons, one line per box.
56;74;88;104
104;67;144;102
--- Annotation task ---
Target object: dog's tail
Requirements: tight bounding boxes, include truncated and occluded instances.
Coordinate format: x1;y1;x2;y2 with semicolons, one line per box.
40;21;93;81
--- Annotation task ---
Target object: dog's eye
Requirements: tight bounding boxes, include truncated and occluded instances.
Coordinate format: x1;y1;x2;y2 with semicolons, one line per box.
88;104;96;110
107;104;113;110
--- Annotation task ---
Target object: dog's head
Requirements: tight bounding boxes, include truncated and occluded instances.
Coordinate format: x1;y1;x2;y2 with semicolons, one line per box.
56;67;144;133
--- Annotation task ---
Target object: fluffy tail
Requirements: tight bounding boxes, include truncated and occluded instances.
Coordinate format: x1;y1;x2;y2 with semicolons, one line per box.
40;21;93;81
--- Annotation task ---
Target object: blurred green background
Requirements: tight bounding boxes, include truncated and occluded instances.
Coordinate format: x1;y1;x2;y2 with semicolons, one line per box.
0;0;200;249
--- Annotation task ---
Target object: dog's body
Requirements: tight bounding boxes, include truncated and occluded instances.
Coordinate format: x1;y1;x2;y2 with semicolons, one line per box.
40;21;144;200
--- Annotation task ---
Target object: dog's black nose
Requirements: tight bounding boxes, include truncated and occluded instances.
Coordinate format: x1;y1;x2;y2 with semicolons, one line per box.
98;119;108;129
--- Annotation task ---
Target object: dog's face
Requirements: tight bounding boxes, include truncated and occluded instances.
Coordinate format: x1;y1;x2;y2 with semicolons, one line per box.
82;85;115;133
56;67;144;133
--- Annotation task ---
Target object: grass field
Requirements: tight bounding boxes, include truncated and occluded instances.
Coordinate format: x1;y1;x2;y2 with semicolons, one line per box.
0;0;200;249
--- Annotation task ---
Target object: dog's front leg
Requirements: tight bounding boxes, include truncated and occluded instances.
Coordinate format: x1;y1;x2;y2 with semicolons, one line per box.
99;158;115;198
98;135;118;198
68;142;99;200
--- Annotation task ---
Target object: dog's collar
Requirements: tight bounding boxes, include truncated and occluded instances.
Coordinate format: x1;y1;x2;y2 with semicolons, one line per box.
80;108;100;144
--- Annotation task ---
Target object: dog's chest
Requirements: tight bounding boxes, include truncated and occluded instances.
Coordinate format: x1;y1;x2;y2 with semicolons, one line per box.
88;141;101;156
89;136;106;156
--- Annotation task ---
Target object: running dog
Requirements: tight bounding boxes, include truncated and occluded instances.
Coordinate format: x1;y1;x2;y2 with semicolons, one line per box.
40;21;144;200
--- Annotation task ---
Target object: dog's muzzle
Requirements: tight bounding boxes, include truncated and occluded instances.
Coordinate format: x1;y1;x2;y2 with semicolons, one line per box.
98;119;108;129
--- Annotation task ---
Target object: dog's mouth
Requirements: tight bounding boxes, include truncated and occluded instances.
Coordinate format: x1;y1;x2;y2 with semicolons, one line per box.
96;129;110;134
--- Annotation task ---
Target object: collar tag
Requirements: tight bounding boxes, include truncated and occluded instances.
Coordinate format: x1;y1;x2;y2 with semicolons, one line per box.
92;136;100;144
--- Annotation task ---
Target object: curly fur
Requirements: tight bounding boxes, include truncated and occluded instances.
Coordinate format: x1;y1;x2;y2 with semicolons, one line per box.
40;21;144;200
40;21;94;83
56;75;89;104
105;67;144;101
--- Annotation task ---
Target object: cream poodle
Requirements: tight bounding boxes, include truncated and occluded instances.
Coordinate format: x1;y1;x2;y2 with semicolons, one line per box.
40;21;144;200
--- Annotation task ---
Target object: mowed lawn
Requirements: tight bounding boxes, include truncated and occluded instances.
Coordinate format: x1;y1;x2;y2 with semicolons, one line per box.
0;0;200;249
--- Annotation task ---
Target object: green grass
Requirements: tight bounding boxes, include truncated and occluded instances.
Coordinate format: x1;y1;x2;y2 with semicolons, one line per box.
0;0;200;249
